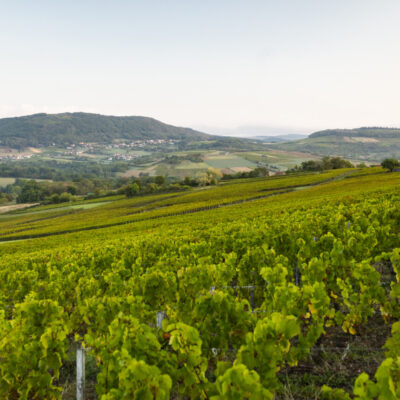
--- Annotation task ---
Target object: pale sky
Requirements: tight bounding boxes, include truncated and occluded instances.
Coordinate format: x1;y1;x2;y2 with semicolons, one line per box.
1;0;399;135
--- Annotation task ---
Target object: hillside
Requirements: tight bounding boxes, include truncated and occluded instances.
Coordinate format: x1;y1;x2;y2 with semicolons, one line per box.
0;112;219;148
273;127;400;162
251;134;308;143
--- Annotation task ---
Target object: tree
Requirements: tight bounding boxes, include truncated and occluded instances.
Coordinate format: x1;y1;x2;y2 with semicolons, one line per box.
154;175;165;185
49;194;60;204
300;160;322;172
201;168;222;186
59;192;73;203
183;176;199;187
145;183;159;193
329;156;353;169
125;182;140;197
381;158;400;172
0;194;9;204
66;185;77;195
290;157;354;173
17;180;45;203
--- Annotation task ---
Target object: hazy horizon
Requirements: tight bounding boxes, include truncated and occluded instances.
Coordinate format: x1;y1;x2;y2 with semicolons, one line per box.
1;0;399;134
1;111;400;138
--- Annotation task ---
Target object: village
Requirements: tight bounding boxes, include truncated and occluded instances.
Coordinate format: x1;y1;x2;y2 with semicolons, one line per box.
64;138;177;160
0;138;178;162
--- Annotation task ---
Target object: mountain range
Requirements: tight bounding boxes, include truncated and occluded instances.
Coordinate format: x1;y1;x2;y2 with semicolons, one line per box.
251;134;308;143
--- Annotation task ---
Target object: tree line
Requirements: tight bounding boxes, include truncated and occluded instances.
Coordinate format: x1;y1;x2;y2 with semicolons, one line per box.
287;156;354;172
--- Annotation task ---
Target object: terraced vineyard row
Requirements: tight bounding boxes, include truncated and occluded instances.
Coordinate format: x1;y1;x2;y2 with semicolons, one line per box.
0;169;351;241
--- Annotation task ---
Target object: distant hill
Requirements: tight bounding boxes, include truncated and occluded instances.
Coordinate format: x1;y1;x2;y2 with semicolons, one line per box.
251;134;308;143
0;113;217;148
273;127;400;162
309;127;400;139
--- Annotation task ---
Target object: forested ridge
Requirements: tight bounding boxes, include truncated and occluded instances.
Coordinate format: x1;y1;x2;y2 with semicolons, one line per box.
0;112;213;148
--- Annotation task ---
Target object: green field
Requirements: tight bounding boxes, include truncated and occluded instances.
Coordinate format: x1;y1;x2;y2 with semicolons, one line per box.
0;177;53;187
238;149;320;169
116;149;322;179
203;153;257;169
0;177;15;186
1;167;400;399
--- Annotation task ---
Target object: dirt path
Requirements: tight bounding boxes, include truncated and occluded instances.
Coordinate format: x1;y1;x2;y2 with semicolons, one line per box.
0;203;38;214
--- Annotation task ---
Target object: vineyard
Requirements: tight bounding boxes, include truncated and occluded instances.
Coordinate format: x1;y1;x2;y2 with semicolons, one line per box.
1;168;400;399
